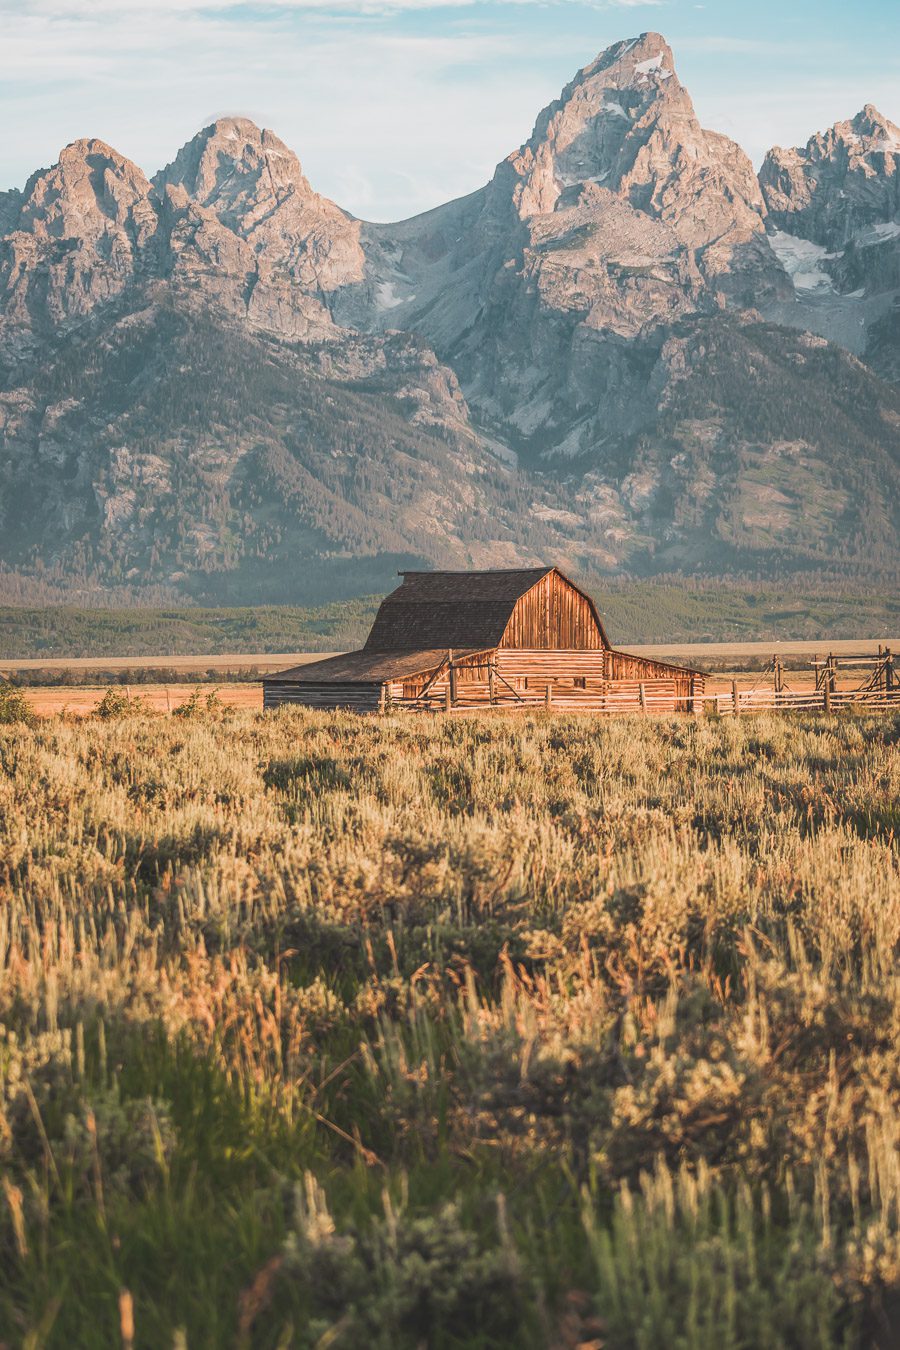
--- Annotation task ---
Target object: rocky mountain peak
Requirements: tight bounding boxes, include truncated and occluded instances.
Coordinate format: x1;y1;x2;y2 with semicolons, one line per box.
760;104;900;249
497;30;766;259
152;119;365;339
0;137;157;340
501;33;683;220
850;104;900;142
154;118;315;234
361;30;786;451
19;137;153;227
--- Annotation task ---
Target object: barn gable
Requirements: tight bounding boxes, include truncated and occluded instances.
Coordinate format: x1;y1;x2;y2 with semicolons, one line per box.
498;568;607;650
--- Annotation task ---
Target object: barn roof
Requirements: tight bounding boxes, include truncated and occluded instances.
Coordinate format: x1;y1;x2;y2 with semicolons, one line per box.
364;567;560;652
265;648;487;686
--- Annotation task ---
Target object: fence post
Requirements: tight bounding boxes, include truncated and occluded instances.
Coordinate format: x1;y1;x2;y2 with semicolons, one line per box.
886;649;894;693
488;665;495;705
690;676;698;716
639;683;647;713
545;682;553;709
379;685;386;715
774;656;783;694
732;680;740;717
823;681;831;714
444;685;452;713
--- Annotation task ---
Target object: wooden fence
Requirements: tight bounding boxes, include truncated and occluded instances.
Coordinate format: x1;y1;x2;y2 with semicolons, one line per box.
399;680;900;718
698;686;900;717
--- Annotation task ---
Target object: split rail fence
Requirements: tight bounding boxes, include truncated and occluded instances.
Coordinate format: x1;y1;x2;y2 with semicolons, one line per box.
412;684;900;717
395;648;899;718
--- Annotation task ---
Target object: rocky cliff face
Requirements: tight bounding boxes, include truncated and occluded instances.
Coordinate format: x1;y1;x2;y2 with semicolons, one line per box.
361;33;788;458
0;31;898;600
0;140;158;353
760;106;900;370
154;118;366;338
0;119;366;350
760;106;900;249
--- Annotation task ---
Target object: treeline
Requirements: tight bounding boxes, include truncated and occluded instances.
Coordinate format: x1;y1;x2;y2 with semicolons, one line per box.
0;580;896;661
0;598;380;661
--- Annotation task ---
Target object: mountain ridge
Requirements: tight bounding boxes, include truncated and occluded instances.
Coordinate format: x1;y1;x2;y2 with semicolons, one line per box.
1;31;898;602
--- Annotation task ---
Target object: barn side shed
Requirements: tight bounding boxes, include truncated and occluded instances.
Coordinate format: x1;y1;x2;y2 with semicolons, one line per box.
263;567;704;713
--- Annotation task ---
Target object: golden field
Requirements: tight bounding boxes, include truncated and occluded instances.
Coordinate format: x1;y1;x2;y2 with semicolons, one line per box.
0;697;897;1347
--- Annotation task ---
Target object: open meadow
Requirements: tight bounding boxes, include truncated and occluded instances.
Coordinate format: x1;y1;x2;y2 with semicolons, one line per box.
0;699;898;1347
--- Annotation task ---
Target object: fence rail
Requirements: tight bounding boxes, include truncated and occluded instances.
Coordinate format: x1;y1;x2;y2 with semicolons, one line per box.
398;684;900;718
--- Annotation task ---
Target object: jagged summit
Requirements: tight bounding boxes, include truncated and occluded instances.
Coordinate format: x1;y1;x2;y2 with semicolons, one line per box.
498;29;765;242
0;136;157;337
155;118;315;224
852;104;899;136
360;29;783;449
762;105;899;163
153;116;365;328
760;103;900;249
19;136;153;214
578;31;676;79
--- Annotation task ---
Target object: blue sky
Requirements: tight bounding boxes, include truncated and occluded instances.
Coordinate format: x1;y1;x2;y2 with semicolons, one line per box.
3;0;898;220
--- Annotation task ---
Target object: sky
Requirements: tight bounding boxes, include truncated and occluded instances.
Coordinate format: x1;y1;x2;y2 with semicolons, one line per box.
3;0;898;222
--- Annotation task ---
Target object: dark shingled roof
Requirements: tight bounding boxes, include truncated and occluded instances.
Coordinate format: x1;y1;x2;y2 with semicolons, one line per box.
363;567;554;651
265;648;487;686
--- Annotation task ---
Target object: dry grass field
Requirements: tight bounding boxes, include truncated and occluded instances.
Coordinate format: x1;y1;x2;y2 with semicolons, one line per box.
0;695;898;1348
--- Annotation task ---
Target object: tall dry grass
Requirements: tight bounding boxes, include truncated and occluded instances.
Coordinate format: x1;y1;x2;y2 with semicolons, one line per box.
0;705;897;1346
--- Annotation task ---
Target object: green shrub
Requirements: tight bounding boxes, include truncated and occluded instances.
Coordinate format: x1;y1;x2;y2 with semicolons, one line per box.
93;687;146;719
0;682;35;725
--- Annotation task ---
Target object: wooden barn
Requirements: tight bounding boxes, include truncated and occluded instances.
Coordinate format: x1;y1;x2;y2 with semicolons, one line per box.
263;567;704;714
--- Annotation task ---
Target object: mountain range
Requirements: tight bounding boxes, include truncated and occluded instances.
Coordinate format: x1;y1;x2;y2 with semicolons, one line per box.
1;31;898;603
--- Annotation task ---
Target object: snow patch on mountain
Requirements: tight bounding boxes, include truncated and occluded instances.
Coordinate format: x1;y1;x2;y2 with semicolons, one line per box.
376;281;414;310
636;52;671;80
769;230;838;293
856;220;900;247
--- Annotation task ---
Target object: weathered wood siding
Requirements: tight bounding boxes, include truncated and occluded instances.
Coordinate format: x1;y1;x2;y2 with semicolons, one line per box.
499;572;605;650
263;681;385;712
605;649;700;701
397;652;489;705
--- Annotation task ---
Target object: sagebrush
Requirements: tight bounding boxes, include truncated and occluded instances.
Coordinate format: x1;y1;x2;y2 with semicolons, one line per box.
0;708;897;1347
